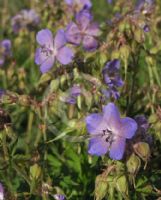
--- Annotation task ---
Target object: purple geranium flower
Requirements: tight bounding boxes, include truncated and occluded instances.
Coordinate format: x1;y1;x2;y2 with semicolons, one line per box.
107;0;113;3
53;194;65;200
66;85;81;104
86;103;137;160
0;183;4;200
65;8;100;51
102;59;123;99
135;0;154;13
0;39;12;66
11;9;40;33
64;0;92;9
35;29;74;73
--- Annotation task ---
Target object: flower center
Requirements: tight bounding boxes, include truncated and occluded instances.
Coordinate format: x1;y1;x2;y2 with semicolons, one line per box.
41;44;57;57
102;128;114;145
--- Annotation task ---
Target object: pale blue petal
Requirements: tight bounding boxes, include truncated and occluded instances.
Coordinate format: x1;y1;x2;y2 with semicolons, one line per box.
109;137;126;160
82;35;98;51
103;103;121;132
85;23;100;36
120;117;138;139
65;22;82;45
36;29;53;46
56;46;74;65
88;137;109;156
85;113;107;134
76;9;92;31
40;56;55;73
35;47;47;65
54;29;66;49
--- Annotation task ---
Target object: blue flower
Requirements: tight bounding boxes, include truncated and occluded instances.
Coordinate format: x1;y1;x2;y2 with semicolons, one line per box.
0;39;12;66
85;103;137;160
102;59;123;100
65;8;100;51
53;194;65;200
11;9;40;33
35;29;74;73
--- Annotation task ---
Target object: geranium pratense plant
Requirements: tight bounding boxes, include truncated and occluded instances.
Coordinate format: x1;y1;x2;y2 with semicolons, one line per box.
65;8;100;51
35;29;74;73
86;103;137;160
11;9;40;33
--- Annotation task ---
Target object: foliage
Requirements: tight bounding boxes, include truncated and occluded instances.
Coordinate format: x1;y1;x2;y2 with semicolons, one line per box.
0;0;161;199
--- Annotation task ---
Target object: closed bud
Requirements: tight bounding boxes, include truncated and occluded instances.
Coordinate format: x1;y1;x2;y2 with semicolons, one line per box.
116;175;128;196
126;153;141;175
99;53;107;66
145;56;154;66
30;163;41;180
95;175;108;200
133;142;150;161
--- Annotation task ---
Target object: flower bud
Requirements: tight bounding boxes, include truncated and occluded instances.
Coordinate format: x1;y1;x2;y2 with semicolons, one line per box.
126;153;141;175
133;142;150;161
30;163;41;180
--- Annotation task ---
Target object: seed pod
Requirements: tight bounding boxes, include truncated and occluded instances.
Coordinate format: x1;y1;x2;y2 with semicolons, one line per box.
95;175;108;200
116;175;129;197
133;142;150;162
126;153;141;175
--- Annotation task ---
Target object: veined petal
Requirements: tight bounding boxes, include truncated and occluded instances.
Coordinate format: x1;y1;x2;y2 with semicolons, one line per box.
36;29;53;46
85;23;100;36
109;137;126;160
120;117;138;139
40;56;55;73
54;29;66;49
65;22;82;45
103;103;121;132
56;46;74;65
76;9;92;31
88;137;109;156
82;35;98;51
35;47;48;65
85;113;107;134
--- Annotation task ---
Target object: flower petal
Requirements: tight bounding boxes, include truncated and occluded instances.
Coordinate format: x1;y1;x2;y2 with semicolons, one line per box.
76;9;92;31
64;0;73;5
82;35;98;51
88;137;109;156
65;22;82;45
35;48;47;65
103;103;121;132
56;46;74;65
40;56;55;73
120;117;138;139
85;23;100;36
54;29;66;49
36;29;53;46
85;113;107;134
109;137;126;160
